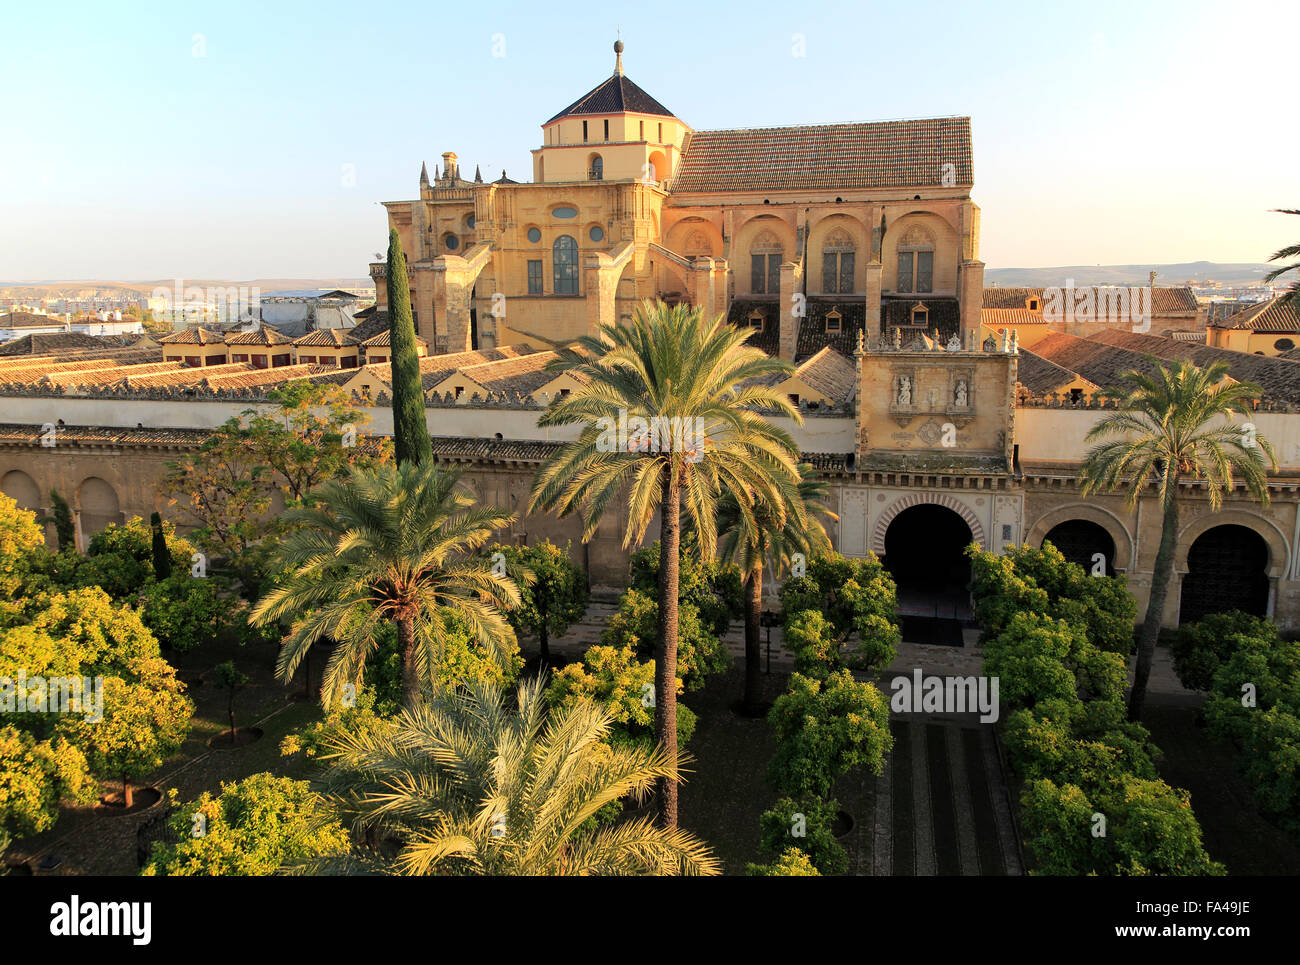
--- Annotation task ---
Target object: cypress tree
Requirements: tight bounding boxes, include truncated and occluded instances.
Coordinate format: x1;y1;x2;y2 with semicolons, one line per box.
387;227;432;466
150;511;172;580
50;490;75;552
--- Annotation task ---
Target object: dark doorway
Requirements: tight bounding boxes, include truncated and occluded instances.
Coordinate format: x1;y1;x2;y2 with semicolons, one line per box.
1043;519;1116;576
884;503;974;634
1179;524;1270;624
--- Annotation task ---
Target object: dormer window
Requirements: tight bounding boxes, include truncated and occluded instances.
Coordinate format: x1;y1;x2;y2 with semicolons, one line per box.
909;302;929;328
1026;296;1041;311
748;309;765;332
825;309;842;333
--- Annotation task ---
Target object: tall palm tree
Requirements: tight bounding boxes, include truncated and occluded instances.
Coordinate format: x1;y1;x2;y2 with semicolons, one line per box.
1080;358;1275;720
313;676;721;875
530;300;804;827
1263;208;1300;310
251;459;522;708
717;463;835;715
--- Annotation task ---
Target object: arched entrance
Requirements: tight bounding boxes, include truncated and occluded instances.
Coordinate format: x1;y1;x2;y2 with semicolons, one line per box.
1179;524;1270;624
1043;519;1116;576
883;503;973;644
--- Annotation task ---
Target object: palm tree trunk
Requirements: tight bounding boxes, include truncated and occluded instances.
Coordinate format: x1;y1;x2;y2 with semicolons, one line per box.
1130;496;1179;720
654;468;681;829
743;564;763;714
123;774;133;809
398;615;420;707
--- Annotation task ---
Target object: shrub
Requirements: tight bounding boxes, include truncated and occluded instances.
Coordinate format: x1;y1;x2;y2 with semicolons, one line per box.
142;773;350;875
1174;611;1280;693
601;588;728;691
768;670;892;799
545;644;696;747
746;847;821;876
777;553;901;672
782;609;840;679
757;796;846;875
629;540;743;638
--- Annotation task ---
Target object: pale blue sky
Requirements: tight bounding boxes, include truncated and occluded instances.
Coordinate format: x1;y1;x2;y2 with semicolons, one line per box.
1;0;1296;280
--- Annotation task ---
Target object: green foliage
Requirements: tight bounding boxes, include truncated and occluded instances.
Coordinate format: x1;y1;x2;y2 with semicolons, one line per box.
137;574;231;654
82;515;195;599
48;490;75;553
142;773;350;876
546;644;696;748
252;458;520;709
1173;610;1277;692
279;688;393;761
387;227;432;467
492;540;589;650
0;494;46;624
746;847;822;876
968;541;1137;655
768;670;893;799
316;677;720;875
777;552;900;671
1020;776;1225;876
629;540;743;638
149;512;171;581
362;612;523;717
0;726;93;843
782;609;840;679
601;588;728;691
757;796;846;875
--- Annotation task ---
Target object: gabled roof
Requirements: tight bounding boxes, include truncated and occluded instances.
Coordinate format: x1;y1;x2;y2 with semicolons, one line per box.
1015;350;1093;396
545;73;675;124
225;328;295;347
292;329;359;347
159;327;225;346
359;331;428;349
0;332;114;355
792;347;856;403
672;117;972;194
1214;295;1300;333
982;286;1199;314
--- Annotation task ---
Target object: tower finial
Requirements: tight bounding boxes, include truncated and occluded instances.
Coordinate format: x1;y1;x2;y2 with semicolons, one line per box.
419;161;429;185
613;38;624;76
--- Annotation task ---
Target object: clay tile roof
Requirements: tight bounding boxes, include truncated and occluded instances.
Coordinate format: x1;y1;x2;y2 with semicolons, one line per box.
1215;296;1300;334
1016;350;1091;396
0;423;211;448
982;286;1199;314
545;73;675;125
794;347;857;402
0;332;119;355
1034;329;1300;405
202;363;330;389
452;351;562;396
360;331;428;348
112;362;258;389
224;327;295;346
292;329;359;347
158;327;226;345
672;117;972;194
982;308;1048;326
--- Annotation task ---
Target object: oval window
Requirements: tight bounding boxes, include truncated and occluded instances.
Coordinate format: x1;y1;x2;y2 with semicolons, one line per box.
527;227;541;243
1275;338;1295;351
466;215;476;229
589;225;605;243
552;206;578;219
445;234;459;250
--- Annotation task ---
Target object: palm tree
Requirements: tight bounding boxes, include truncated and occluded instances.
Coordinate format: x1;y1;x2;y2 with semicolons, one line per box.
717;463;835;716
313;676;721;875
530;300;804;827
1263;208;1300;310
1079;358;1275;720
251;459;522;708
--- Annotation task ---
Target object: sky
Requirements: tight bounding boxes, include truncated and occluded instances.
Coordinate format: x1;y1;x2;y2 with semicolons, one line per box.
0;0;1296;281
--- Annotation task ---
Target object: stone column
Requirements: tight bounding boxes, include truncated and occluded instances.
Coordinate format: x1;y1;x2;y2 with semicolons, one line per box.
583;254;619;337
864;261;883;342
960;259;985;347
779;260;803;361
711;260;730;318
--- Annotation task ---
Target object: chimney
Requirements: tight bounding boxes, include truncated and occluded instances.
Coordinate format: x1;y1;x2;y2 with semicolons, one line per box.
441;152;458;182
1149;270;1157;289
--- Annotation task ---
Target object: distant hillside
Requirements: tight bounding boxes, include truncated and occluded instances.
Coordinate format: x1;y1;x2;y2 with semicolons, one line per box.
0;279;374;299
985;262;1277;288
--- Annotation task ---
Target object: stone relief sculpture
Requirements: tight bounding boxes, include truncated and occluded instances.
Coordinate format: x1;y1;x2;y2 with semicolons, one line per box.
954;380;968;407
898;375;911;405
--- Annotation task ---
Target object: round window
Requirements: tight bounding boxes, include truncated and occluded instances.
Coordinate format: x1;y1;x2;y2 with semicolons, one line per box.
552;206;578;219
1275;338;1295;351
527;227;541;243
445;234;459;251
589;225;605;243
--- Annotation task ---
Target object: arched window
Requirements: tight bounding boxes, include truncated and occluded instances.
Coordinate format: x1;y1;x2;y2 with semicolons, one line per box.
822;228;856;294
750;230;783;295
897;225;935;294
553;236;579;294
588;155;603;181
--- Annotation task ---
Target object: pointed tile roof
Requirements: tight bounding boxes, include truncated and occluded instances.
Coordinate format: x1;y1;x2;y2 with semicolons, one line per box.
545;72;675;124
